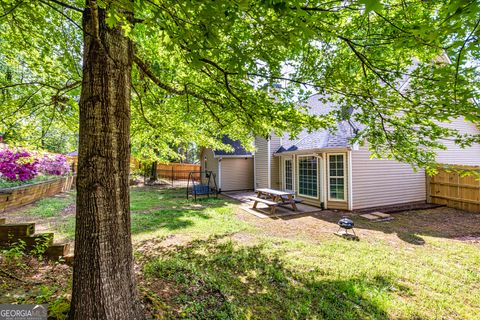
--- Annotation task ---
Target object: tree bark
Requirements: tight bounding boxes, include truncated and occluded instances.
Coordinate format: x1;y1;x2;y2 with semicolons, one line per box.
69;1;143;319
149;162;158;182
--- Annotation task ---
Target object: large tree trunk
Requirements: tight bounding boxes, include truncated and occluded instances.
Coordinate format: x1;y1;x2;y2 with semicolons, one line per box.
69;2;142;319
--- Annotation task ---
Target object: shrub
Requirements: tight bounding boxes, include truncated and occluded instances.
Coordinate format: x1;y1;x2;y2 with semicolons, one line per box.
0;148;38;181
38;154;71;176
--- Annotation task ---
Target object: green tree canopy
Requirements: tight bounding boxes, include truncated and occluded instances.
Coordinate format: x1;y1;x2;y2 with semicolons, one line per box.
0;0;478;167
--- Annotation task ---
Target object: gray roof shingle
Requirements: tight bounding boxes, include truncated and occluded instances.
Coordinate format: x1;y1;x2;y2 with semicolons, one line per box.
275;95;355;153
214;136;252;157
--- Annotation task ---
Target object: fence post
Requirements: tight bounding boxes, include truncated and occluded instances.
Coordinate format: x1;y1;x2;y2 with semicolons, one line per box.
171;166;174;187
426;173;431;204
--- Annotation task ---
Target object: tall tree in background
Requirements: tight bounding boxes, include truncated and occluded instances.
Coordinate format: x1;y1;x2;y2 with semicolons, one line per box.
1;0;479;318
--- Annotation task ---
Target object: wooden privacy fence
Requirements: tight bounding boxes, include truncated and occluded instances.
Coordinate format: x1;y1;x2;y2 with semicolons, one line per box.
427;165;480;213
156;163;201;181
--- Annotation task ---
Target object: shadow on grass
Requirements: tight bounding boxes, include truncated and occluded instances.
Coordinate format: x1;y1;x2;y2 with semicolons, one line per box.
131;189;233;235
131;209;211;233
142;236;394;319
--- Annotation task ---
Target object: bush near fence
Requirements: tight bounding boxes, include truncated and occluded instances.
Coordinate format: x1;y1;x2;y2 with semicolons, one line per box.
427;165;480;213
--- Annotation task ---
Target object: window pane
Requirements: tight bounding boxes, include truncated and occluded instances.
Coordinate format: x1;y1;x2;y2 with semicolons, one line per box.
298;156;317;197
329;154;345;200
285;160;293;190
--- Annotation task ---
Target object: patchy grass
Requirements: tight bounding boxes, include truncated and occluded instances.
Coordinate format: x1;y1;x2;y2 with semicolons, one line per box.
140;234;480;320
0;187;249;242
23;192;76;218
1;187;480;319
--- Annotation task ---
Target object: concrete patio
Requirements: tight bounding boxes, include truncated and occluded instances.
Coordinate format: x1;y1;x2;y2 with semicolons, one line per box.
222;191;322;218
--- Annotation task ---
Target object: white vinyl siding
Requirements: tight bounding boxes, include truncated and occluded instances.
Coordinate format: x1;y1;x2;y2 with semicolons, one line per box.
220;158;254;191
351;147;426;210
435;117;480;166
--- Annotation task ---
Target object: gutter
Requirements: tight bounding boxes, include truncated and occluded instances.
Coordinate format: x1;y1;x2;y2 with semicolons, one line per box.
213;154;253;159
273;147;351;156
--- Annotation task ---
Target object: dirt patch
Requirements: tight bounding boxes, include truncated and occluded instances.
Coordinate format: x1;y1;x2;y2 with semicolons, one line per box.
60;203;76;216
454;235;480;243
235;205;480;245
0;256;72;307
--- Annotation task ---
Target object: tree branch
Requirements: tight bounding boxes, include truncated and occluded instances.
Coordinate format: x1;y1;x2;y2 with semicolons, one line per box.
44;0;84;13
133;55;224;107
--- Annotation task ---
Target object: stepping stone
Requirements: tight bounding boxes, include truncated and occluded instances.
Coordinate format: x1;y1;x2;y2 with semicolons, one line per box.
360;212;394;222
370;212;391;218
360;213;380;220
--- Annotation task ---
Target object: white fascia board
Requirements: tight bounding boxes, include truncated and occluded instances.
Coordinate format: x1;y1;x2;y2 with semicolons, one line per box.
273;147;350;156
213;154;253;159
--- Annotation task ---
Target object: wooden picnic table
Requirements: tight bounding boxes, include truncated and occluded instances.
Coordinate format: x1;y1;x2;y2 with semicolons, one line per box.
249;188;298;214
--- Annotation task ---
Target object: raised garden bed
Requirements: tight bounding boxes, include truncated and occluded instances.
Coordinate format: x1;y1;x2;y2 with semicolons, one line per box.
0;176;75;213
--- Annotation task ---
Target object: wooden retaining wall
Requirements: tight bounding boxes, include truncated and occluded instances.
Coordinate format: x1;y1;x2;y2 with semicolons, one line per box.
427;165;480;213
0;176;76;213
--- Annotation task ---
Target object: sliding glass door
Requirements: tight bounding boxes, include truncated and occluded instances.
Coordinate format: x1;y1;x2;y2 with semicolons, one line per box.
297;156;318;198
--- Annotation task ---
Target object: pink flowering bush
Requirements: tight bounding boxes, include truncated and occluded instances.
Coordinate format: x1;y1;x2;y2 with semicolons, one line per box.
38;154;71;176
0;148;39;181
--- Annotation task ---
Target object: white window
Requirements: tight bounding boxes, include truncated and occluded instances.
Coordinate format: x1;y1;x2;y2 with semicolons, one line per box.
328;154;346;200
298;156;318;198
284;159;293;191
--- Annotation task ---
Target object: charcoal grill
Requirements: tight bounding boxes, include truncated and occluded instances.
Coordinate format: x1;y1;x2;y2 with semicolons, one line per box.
337;217;356;236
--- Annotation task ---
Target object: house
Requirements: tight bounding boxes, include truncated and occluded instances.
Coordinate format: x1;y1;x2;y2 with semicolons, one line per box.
202;92;480;210
254;94;480;210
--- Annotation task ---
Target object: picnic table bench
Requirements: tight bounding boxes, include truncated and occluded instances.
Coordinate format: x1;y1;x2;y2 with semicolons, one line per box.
249;188;299;215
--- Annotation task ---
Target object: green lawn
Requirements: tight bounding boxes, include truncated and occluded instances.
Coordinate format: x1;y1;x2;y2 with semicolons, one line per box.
2;187;479;319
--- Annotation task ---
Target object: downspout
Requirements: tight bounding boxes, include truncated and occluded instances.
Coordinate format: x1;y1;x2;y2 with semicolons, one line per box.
348;150;353;211
322;152;328;209
218;158;222;192
293;154;296;193
267;137;271;189
253;151;256;190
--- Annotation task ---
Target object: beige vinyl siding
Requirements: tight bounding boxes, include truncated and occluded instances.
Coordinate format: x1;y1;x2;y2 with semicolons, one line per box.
351;147;426;210
270;135;282;189
254;137;269;189
254;135;282;189
220;158;254;191
204;149;218;177
436;117;480;166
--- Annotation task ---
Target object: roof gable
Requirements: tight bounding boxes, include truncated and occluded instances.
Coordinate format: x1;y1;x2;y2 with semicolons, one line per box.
214;136;252;157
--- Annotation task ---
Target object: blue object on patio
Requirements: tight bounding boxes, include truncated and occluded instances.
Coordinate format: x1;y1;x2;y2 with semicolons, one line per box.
186;171;218;200
193;184;210;195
